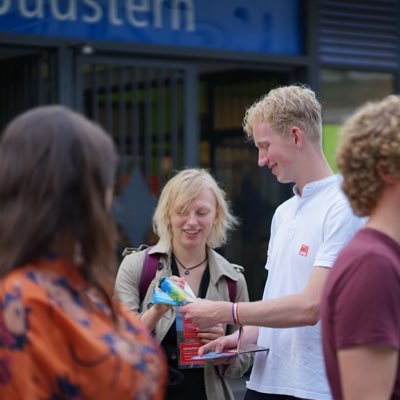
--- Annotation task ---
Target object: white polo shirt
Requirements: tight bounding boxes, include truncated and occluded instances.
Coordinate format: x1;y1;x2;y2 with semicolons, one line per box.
247;175;364;400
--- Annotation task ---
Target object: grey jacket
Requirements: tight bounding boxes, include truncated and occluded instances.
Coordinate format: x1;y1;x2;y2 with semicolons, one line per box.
115;240;253;400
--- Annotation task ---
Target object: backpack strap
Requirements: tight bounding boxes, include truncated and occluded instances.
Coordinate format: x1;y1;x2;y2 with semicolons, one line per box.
226;276;237;303
139;246;161;304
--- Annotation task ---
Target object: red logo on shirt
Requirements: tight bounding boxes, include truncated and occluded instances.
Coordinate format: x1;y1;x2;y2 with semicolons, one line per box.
299;244;309;256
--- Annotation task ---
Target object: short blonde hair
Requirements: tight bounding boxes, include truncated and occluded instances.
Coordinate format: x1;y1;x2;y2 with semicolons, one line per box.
153;168;238;248
337;94;400;217
242;85;322;145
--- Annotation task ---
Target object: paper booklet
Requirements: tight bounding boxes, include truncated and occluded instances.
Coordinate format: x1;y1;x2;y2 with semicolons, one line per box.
191;343;268;361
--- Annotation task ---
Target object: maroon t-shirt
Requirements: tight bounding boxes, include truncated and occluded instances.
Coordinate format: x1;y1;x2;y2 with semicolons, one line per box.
321;228;400;400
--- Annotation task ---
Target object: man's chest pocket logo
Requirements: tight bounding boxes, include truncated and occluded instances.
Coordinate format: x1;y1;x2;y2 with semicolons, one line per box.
299;244;310;257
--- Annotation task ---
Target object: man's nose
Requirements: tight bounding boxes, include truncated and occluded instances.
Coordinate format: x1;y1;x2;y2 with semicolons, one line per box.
258;151;268;167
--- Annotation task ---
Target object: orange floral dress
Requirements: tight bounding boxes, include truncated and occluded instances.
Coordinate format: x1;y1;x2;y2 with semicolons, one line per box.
0;256;167;400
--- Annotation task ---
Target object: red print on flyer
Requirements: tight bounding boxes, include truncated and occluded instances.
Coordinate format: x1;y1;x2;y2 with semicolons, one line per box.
180;342;205;365
179;317;205;366
299;244;309;256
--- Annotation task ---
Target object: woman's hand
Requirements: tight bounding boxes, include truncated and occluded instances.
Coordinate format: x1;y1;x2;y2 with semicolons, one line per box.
196;324;233;365
140;275;183;330
196;323;224;344
197;332;239;365
199;332;239;355
169;275;185;288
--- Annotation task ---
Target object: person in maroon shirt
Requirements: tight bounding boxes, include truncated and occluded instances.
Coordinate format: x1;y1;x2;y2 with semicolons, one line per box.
321;95;400;400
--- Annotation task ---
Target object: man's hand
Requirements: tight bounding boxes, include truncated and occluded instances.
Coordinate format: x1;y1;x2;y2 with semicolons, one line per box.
179;300;230;328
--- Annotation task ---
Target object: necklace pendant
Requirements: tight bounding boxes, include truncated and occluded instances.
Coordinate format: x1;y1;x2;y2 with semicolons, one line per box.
184;269;190;276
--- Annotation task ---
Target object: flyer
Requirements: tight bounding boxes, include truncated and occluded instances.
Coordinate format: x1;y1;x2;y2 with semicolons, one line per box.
176;311;205;368
191;344;269;361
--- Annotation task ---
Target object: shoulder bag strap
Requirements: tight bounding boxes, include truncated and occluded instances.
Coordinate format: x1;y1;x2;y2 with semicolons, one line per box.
226;276;237;303
139;246;160;303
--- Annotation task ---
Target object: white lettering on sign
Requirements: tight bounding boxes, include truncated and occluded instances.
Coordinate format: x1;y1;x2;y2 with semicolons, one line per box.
109;0;123;25
0;0;196;31
126;0;150;28
153;0;194;31
171;0;194;31
20;0;44;18
51;0;77;21
0;0;11;15
82;0;102;23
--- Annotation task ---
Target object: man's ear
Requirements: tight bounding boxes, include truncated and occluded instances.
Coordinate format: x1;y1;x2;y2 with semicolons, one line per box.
291;126;304;147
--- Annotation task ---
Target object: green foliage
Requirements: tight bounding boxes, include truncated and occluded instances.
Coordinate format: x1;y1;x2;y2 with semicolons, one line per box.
322;124;341;173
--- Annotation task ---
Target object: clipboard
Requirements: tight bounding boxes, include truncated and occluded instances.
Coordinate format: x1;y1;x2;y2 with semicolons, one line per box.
191;343;268;361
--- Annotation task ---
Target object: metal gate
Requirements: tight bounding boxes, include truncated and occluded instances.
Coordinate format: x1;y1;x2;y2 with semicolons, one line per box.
0;49;57;131
75;55;198;249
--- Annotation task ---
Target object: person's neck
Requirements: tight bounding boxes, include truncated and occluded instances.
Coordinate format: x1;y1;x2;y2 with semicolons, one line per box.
295;150;334;196
171;243;207;266
49;234;82;266
366;185;400;245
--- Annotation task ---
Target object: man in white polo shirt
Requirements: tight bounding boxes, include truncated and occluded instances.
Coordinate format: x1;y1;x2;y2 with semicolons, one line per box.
180;85;364;400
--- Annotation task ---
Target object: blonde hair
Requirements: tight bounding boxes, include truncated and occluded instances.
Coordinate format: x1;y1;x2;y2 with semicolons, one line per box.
337;94;400;217
242;85;322;145
153;168;238;248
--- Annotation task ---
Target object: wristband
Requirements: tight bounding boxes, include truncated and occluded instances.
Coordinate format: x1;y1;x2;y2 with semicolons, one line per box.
235;302;241;326
231;302;237;324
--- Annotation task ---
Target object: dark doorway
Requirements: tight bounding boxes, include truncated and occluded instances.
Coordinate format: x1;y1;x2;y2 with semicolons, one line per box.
199;68;293;300
0;46;57;132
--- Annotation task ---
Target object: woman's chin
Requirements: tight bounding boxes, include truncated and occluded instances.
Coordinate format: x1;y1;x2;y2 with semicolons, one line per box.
181;237;203;248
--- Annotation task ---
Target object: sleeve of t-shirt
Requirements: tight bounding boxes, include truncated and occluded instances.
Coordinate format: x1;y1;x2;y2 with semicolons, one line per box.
333;253;400;350
314;199;363;268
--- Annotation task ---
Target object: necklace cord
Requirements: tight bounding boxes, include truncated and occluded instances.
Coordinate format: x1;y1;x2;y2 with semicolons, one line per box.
173;254;207;272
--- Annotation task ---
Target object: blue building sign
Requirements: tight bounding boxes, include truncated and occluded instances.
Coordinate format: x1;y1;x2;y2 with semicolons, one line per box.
0;0;302;55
